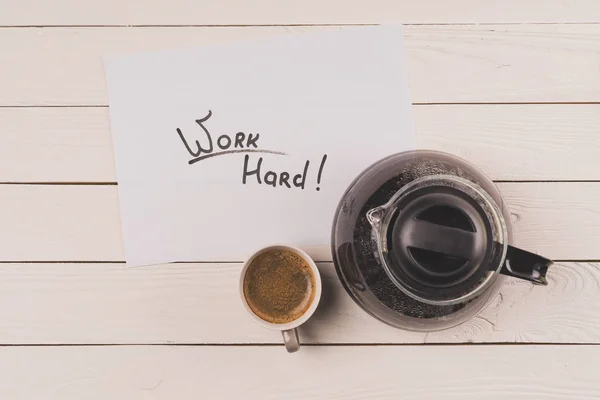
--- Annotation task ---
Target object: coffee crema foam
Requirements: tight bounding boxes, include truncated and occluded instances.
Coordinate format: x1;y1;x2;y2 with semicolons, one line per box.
243;250;316;324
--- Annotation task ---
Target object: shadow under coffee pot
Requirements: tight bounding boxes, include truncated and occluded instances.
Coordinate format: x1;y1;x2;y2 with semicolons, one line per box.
331;150;553;331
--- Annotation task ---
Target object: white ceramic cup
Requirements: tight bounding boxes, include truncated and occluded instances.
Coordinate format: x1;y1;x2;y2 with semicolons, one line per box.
239;244;322;353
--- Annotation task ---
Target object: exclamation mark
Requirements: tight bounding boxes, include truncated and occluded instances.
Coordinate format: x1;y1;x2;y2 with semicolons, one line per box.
316;154;327;191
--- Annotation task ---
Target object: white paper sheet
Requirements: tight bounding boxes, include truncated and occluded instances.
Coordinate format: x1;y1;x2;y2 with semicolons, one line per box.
104;25;416;266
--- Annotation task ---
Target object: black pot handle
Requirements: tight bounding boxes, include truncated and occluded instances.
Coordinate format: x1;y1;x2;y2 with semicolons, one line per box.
499;245;552;285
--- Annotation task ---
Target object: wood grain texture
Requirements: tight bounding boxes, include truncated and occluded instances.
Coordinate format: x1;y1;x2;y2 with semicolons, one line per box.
0;345;598;400
1;0;599;25
0;262;596;344
0;2;598;398
0;183;597;262
1;24;599;106
1;107;115;182
3;105;600;182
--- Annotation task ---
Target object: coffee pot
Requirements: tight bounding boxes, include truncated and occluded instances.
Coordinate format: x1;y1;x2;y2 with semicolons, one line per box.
331;150;553;331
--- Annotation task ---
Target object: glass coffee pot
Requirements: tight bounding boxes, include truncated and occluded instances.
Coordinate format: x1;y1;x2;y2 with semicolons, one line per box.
331;150;553;331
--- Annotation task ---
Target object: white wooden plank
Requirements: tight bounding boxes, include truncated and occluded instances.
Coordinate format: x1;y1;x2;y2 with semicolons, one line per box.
0;183;596;261
0;262;596;344
1;0;599;25
0;107;115;182
0;185;124;262
0;345;598;399
3;105;600;182
1;25;599;106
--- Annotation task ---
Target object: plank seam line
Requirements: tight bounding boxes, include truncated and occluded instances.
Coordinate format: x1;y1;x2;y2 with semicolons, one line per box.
0;342;597;347
2;102;600;109
1;22;600;28
2;180;599;185
0;259;594;264
0;260;332;264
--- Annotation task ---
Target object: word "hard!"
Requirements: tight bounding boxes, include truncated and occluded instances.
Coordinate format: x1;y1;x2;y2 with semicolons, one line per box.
243;154;328;191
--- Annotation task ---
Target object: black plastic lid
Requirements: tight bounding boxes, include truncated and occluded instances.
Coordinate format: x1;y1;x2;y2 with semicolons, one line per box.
366;175;507;305
386;185;493;299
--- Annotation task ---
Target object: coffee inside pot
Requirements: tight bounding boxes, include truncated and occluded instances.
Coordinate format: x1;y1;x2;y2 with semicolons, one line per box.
331;150;552;331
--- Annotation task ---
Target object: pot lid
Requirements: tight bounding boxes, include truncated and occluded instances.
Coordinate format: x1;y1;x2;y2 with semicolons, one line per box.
366;175;507;305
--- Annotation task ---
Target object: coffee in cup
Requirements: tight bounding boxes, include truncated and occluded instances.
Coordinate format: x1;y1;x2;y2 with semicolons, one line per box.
243;250;316;324
240;245;322;353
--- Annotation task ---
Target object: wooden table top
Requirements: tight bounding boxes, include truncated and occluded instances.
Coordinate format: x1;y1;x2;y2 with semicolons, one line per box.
1;1;600;398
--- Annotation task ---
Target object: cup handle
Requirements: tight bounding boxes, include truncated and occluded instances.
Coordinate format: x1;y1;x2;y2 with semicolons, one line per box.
282;329;300;353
